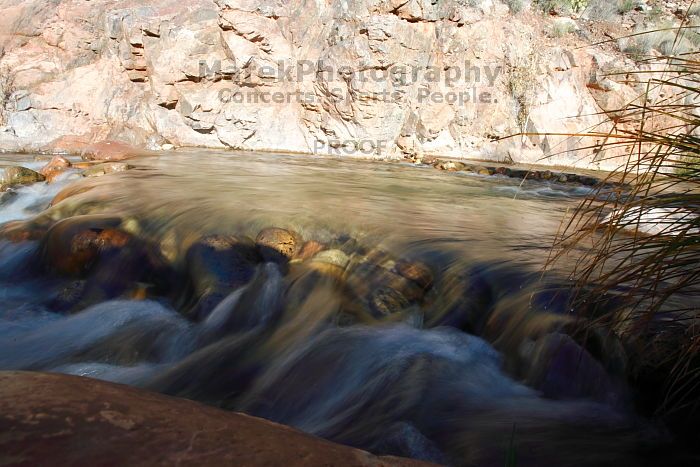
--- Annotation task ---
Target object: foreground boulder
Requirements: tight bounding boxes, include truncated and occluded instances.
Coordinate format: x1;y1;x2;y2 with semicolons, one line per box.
0;372;427;467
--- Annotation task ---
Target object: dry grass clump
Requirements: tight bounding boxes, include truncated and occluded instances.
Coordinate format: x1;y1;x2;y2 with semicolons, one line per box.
540;22;700;432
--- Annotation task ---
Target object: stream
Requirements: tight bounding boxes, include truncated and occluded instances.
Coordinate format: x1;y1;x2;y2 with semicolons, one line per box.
0;151;689;466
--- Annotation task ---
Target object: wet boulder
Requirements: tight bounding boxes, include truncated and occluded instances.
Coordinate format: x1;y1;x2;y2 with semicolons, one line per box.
393;260;434;291
312;249;350;269
185;234;261;320
255;227;300;262
83;162;133;178
347;261;425;320
433;160;465;171
369;286;411;317
40;215;176;312
525;333;626;406
201;263;285;340
422;263;498;332
289;249;350;289
47;280;87;313
334;234;366;256
39;155;72;183
0;166;45;186
42;216;127;276
578;176;600;186
509;169;532;180
474;166;493;176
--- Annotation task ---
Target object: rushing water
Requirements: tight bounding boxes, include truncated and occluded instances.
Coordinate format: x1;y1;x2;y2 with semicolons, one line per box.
0;151;689;465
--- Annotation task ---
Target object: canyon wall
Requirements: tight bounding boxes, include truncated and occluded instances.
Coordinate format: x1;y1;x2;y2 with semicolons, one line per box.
0;0;643;168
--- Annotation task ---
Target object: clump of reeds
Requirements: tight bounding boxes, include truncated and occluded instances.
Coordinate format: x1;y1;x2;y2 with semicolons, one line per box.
541;16;700;434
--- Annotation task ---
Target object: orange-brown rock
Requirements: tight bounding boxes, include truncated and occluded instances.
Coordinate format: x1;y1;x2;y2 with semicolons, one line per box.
394;260;434;291
44;134;96;154
42;215;128;275
83;141;144;162
39;155;72;183
0;372;430;467
72;161;102;170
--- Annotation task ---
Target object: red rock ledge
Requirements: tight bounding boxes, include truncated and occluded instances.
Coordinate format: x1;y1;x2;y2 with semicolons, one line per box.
0;372;432;467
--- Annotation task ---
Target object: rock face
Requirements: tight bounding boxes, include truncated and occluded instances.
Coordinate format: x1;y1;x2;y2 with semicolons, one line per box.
0;371;429;466
0;0;653;169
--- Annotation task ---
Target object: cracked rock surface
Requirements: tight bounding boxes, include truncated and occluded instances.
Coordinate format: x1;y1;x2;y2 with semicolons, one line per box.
0;0;652;169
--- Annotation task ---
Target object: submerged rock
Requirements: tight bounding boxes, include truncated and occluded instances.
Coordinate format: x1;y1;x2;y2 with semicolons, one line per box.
370;287;410;317
0;166;45;186
256;227;300;262
83;162;133;178
578;176;600;186
347;261;425;319
0;372;427;466
393;260;434;291
185;234;261;320
312;249;350;269
0;220;48;243
39;215;176;312
42;216;128;276
48;280;88;312
525;333;625;406
434;160;465;171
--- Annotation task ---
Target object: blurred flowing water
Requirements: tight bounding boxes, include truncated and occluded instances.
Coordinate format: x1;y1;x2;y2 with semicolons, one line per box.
0;151;683;465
